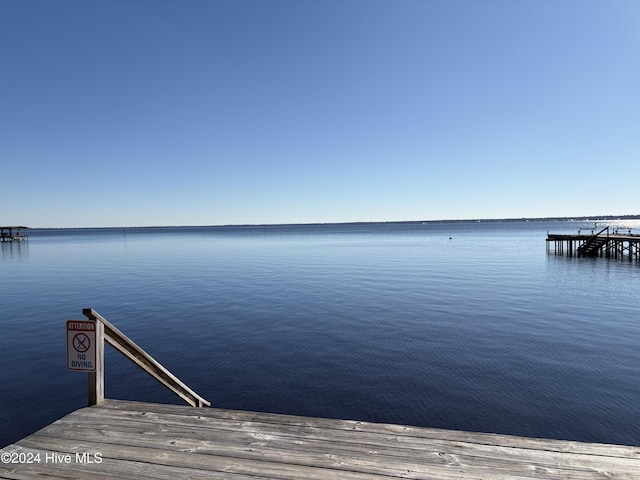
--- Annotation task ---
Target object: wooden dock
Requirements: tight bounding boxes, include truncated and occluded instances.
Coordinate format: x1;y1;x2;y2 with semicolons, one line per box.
2;399;640;479
547;226;640;260
0;226;28;242
3;308;640;479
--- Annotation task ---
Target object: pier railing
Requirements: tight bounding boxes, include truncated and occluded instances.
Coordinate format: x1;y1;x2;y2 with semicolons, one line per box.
82;308;210;408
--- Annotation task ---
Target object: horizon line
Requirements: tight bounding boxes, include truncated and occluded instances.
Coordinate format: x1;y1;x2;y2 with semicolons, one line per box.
24;214;640;230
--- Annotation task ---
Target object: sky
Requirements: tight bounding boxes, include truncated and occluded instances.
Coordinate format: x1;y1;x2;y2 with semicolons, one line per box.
1;0;639;228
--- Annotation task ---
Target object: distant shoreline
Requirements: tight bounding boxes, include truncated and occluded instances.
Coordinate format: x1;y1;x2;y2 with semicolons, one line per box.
27;214;640;231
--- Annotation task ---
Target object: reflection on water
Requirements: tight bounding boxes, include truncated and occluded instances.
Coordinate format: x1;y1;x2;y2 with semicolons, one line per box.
1;240;29;261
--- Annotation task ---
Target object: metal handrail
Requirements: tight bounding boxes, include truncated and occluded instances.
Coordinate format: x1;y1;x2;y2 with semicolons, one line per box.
82;308;210;407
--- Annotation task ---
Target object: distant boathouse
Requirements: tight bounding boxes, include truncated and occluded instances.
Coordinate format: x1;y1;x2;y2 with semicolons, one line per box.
0;226;28;242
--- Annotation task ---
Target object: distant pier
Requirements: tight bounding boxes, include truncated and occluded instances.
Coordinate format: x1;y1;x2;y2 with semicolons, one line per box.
0;226;28;242
547;226;640;260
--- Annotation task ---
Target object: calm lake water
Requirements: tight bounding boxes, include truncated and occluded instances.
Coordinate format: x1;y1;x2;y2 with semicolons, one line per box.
1;220;639;448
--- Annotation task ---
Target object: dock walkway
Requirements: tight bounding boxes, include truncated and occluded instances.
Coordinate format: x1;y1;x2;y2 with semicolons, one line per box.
2;399;640;479
547;229;640;260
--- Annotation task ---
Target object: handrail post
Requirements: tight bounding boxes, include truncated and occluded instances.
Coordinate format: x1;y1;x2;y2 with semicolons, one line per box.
87;316;104;406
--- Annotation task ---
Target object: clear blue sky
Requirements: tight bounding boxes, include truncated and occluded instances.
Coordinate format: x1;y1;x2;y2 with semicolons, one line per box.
2;0;639;227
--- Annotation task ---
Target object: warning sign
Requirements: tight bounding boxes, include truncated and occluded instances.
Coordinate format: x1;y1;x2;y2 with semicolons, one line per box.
67;320;96;372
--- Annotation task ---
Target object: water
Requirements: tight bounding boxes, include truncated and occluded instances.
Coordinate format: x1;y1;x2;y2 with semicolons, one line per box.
1;220;639;448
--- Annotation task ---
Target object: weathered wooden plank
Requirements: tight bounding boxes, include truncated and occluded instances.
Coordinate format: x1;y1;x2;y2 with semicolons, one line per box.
30;419;640;480
97;400;640;459
9;401;639;480
57;407;640;473
12;437;419;480
3;400;640;479
0;444;270;480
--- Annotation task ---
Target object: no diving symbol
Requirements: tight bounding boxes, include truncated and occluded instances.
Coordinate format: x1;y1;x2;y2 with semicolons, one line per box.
73;333;91;353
